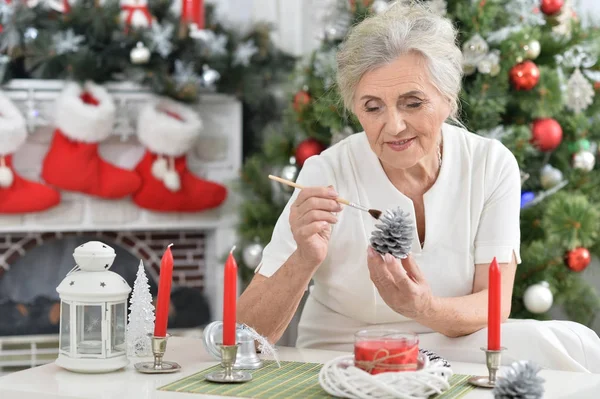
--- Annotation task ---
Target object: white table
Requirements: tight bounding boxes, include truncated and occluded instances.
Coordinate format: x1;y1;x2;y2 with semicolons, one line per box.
0;337;599;398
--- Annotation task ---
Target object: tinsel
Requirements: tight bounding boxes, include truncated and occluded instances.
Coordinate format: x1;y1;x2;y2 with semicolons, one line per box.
493;360;545;399
370;207;414;259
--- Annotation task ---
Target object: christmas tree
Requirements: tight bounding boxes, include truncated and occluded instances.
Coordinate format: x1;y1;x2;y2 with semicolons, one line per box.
127;260;155;357
0;0;295;156
236;0;600;326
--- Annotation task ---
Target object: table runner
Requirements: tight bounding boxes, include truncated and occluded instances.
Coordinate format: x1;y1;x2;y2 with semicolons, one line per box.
159;360;476;398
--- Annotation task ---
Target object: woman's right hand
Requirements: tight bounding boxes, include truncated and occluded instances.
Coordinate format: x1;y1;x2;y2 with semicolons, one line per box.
289;186;342;267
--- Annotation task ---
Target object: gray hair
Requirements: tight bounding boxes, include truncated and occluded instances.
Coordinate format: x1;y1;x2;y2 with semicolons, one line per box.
336;2;464;119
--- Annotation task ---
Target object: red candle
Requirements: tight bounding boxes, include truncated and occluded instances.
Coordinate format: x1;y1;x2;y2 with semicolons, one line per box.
354;331;419;375
222;249;237;346
487;257;501;350
181;0;193;22
193;0;205;30
153;244;174;337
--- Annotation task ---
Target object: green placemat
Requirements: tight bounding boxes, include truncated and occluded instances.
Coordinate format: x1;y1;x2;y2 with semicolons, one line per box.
159;361;476;399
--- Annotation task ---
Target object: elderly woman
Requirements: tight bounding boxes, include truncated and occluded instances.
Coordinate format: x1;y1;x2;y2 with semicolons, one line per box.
238;3;600;372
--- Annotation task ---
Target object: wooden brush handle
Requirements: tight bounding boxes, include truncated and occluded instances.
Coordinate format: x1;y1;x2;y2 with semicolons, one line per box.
268;175;349;205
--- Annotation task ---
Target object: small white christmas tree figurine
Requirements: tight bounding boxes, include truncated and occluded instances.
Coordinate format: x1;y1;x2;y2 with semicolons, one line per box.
126;260;155;357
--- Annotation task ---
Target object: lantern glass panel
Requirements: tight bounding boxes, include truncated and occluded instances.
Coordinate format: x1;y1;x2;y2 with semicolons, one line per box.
59;302;71;352
110;303;126;354
76;305;103;356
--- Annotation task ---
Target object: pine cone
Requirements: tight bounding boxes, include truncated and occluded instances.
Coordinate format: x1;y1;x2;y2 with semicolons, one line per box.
419;348;451;368
493;360;545;399
370;207;413;259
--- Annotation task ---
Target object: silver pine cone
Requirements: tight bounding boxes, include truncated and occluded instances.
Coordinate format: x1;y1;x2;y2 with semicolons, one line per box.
370;207;413;259
493;361;545;399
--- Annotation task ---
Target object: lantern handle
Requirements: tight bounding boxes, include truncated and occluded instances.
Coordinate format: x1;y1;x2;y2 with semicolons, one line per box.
66;265;81;276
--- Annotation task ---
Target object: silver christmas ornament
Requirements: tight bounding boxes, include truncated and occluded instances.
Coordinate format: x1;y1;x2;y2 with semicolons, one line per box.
478;50;500;75
463;63;477;76
493;360;545;399
371;0;389;14
566;68;595;114
540;164;563;189
370;207;414;259
242;240;264;270
201;65;221;89
573;150;595;172
524;40;541;60
462;34;489;66
130;42;151;65
523;282;553;314
279;157;298;194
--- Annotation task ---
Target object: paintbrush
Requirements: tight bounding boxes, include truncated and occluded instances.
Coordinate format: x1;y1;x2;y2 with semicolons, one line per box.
268;175;382;220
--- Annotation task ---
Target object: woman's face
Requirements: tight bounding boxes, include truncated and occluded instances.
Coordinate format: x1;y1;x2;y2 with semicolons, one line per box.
353;52;451;171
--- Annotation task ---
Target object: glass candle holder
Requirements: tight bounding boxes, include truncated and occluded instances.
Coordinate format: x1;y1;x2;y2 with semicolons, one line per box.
354;330;419;375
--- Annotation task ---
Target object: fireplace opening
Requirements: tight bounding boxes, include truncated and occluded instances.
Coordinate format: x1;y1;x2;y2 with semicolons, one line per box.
0;233;211;338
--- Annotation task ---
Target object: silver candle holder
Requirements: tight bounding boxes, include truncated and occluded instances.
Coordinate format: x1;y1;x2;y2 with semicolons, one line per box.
134;334;181;374
205;345;252;383
468;347;506;388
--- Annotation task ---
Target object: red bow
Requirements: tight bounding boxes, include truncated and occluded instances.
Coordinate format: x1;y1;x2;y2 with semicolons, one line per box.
121;5;153;31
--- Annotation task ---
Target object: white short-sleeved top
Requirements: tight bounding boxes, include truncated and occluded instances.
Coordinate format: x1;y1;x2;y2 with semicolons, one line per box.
256;123;522;325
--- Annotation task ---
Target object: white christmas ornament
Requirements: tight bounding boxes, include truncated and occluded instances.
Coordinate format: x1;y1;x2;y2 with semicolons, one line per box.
566;68;595;114
573;150;595;172
525;40;541;60
463;34;489;65
477;50;500;76
0;163;14;188
523;282;553;314
127;260;155;357
540;164;563;189
242;240;264;270
130;42;150;64
371;0;389;14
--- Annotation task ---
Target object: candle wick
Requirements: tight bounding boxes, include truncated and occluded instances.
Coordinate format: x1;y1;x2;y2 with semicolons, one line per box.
230;245;236;254
168;243;173;248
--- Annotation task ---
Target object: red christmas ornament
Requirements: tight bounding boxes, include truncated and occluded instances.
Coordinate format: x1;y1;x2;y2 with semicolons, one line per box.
540;0;563;16
293;91;311;113
565;247;591;272
295;138;325;167
510;61;540;91
531;118;562;152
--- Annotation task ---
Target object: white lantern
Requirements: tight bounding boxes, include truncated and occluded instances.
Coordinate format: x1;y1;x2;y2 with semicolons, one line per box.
56;241;132;373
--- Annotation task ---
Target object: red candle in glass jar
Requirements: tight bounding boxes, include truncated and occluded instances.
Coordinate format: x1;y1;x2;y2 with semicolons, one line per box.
354;330;419;375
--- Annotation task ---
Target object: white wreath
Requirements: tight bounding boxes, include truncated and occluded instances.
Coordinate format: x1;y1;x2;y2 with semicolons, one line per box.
318;353;453;399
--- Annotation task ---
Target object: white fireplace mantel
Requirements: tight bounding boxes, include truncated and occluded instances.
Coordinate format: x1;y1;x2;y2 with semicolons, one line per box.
0;79;243;327
0;79;242;234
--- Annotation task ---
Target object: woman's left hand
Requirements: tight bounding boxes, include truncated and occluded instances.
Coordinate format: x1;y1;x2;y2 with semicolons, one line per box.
367;246;433;318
